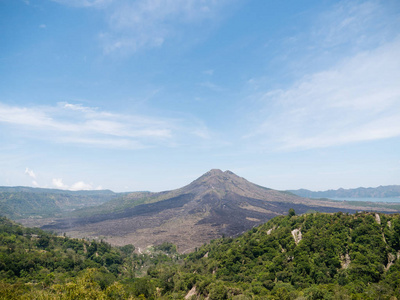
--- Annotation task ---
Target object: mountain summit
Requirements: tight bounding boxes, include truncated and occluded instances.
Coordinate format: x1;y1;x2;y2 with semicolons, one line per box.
43;169;375;252
175;169;259;200
182;169;263;196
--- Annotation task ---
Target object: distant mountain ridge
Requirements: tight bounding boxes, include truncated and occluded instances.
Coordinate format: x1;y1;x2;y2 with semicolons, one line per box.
0;186;117;219
289;185;400;199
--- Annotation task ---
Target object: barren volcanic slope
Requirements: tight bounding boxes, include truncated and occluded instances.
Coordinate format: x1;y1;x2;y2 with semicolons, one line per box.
42;169;392;253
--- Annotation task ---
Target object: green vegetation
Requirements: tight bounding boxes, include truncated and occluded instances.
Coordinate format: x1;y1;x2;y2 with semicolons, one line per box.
0;217;177;299
0;192;62;219
170;211;400;299
0;187;117;219
1;211;400;299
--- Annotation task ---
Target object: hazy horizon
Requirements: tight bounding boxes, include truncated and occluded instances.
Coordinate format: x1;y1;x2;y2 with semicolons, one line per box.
0;169;398;194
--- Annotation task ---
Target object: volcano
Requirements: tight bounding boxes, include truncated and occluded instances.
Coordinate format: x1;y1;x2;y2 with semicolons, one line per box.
43;169;361;252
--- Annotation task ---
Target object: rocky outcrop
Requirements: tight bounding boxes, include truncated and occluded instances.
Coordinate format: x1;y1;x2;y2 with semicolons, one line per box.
291;228;302;245
386;253;396;271
375;213;381;224
341;253;351;269
185;286;197;299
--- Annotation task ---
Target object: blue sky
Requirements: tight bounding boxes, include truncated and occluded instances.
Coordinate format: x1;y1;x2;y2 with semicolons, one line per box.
1;0;399;192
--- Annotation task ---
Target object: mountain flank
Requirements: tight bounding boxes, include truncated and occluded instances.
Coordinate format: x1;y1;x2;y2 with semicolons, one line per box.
41;169;398;253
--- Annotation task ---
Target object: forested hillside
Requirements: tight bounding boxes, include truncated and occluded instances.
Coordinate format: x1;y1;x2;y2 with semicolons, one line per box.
167;211;400;299
0;216;177;299
0;187;117;219
1;211;400;299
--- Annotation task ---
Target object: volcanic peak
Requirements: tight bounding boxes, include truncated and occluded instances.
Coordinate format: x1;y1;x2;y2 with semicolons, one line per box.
188;169;242;187
197;169;241;181
180;169;257;200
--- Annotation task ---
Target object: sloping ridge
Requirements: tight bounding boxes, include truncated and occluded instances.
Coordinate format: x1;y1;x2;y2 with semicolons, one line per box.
289;185;400;198
41;169;386;252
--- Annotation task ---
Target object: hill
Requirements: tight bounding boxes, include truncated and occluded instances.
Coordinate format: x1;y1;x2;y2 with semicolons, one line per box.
0;186;117;219
289;185;400;199
41;169;397;253
0;216;176;299
149;211;400;299
1;212;400;299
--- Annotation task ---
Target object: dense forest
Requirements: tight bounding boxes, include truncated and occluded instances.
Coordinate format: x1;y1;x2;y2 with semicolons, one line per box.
1;211;400;299
0;216;177;299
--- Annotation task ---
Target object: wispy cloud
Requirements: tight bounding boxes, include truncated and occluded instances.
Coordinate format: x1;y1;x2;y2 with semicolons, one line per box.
51;0;113;8
52;178;68;189
53;0;231;54
248;37;400;150
278;0;398;77
199;81;225;92
71;181;100;190
312;1;382;49
25;167;39;187
24;167;36;179
245;0;400;152
52;178;99;191
0;102;209;149
103;0;230;53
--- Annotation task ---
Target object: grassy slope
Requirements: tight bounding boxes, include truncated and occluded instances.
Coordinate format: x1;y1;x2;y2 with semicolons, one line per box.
0;188;117;219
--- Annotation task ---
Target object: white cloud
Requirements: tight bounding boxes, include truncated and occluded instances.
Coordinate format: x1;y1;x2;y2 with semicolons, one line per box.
96;0;231;53
24;167;36;179
70;181;93;191
0;105;54;128
52;0;234;54
52;178;97;191
277;0;399;80
62;102;95;112
248;37;400;150
59;137;146;149
0;101;210;149
25;168;39;187
52;178;68;189
244;1;400;151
